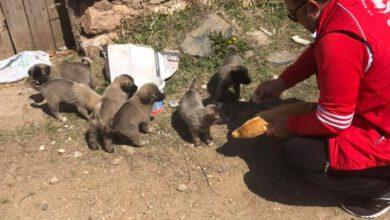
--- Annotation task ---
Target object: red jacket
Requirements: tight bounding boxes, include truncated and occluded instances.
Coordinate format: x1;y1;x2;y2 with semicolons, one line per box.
280;0;390;170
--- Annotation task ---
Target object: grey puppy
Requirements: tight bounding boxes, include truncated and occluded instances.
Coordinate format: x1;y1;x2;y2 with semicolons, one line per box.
179;79;226;147
28;57;93;87
88;74;138;151
34;79;101;121
105;83;165;152
214;45;251;102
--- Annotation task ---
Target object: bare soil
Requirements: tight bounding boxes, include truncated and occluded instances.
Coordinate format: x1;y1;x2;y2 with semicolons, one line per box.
0;79;387;219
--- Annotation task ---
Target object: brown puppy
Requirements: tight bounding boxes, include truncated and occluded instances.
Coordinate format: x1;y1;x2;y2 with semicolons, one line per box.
88;75;138;151
179;79;226;147
34;79;101;121
28;57;93;87
105;83;165;152
214;45;251;102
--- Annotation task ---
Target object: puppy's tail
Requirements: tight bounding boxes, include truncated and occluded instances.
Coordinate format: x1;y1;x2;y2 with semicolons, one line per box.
189;78;197;92
81;57;93;68
227;45;238;55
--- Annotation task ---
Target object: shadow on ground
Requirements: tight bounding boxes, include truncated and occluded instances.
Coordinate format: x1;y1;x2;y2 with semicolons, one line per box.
216;99;344;208
29;94;87;121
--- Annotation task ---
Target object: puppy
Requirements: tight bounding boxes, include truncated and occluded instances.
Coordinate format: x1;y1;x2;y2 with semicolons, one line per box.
214;45;251;102
28;57;93;87
105;83;165;152
34;79;101;121
179;79;226;147
88;74;138;151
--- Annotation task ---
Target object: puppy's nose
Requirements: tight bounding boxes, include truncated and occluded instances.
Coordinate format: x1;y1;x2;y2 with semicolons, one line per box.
131;85;138;92
159;93;166;101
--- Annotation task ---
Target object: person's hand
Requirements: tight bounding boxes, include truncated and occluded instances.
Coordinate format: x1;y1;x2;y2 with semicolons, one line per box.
265;115;292;138
252;78;287;104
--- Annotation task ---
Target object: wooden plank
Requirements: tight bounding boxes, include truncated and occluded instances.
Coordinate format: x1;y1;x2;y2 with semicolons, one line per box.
49;18;66;48
44;0;60;20
66;0;80;51
0;0;35;52
23;0;56;51
0;5;15;59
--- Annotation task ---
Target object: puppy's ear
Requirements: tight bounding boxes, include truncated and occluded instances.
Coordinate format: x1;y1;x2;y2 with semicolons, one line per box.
121;83;137;94
139;92;152;104
44;65;51;76
28;67;34;77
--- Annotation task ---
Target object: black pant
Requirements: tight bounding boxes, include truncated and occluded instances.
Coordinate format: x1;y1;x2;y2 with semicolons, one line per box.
282;136;390;196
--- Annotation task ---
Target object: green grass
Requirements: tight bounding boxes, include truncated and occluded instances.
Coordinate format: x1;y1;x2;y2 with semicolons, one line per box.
114;1;316;102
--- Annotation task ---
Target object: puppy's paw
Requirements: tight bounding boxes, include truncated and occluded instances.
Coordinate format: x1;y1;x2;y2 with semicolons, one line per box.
143;126;153;134
193;140;201;147
105;146;115;153
56;115;67;122
133;140;148;147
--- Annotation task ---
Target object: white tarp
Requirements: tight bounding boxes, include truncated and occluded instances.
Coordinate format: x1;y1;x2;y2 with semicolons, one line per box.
0;51;51;84
104;44;180;91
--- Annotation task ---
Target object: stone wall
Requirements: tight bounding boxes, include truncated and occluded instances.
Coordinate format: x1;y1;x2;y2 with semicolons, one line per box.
76;0;191;58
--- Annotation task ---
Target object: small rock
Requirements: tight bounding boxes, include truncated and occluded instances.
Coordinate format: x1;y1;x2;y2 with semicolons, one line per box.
49;177;59;185
40;201;49;211
80;32;118;59
149;0;166;5
58;46;68;51
67;137;72;141
201;84;207;90
57;149;65;154
111;156;124;165
177;184;188;192
120;145;135;155
266;50;297;67
39;145;45;151
73;151;82;158
246;30;270;46
291;35;310;46
50;141;56;145
168;100;179;108
83;171;89;175
0;197;9;204
244;50;254;59
260;27;273;36
181;13;233;57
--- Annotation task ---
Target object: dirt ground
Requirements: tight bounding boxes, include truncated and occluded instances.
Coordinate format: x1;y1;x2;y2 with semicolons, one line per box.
0;79;387;220
0;2;387;218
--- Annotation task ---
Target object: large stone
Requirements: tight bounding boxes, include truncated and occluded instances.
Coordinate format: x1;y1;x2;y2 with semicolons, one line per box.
81;7;122;35
80;33;118;58
112;4;138;17
181;13;233;57
93;0;113;11
246;29;270;46
266;50;297;67
149;0;188;15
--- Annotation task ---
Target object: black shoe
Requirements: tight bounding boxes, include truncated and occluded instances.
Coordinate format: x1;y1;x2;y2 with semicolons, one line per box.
341;195;390;218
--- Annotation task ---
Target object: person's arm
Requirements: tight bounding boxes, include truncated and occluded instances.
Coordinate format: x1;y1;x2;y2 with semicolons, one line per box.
287;33;367;135
253;45;318;103
279;45;317;89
